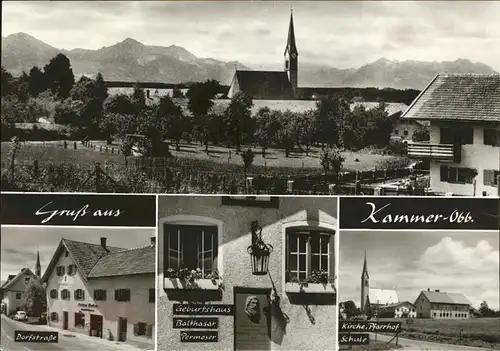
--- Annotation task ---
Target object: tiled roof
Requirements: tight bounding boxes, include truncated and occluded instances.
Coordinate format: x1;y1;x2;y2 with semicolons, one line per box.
402;74;500;122
369;288;400;305
350;102;409;117
88;245;155;278
0;268;37;290
233;70;295;100
381;301;415;309
421;290;472;305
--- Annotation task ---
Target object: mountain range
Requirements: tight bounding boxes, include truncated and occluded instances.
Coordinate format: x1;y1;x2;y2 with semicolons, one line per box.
2;32;498;90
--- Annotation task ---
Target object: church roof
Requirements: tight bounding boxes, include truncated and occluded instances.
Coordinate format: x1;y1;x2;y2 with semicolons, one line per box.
232;70;295;100
369;288;400;305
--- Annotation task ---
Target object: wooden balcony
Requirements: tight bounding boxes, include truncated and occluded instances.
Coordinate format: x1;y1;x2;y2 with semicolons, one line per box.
407;143;460;162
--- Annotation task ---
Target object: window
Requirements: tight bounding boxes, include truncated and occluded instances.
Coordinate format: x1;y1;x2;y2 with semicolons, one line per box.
68;265;77;276
16;292;22;299
64;250;69;257
115;289;131;302
24;277;30;284
484;170;500;186
61;289;70;300
165;225;218;276
134;322;147;336
394;129;399;135
440;126;473;145
440;166;477;184
50;289;58;299
434;312;436;317
149;288;155;303
285;229;335;283
56;266;65;276
74;289;85;301
74;312;85;328
403;130;409;136
484;128;500;146
50;312;58;322
94;289;107;301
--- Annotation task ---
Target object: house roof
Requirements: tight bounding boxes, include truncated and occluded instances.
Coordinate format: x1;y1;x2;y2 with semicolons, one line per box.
402;73;500;122
88;245;155;278
420;290;472;305
381;301;416;309
0;268;37;291
232;70;295;100
369;288;400;305
41;238;153;282
350;102;409;118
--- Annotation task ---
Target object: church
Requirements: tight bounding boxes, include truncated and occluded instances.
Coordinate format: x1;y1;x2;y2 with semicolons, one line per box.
360;252;400;316
228;11;347;100
0;250;42;316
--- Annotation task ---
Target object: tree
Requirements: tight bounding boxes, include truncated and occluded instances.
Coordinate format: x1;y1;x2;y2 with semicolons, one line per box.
24;279;46;317
479;301;495;317
225;91;253;152
158;96;185;151
186;80;218;151
315;95;350;148
28;66;46;97
131;85;146;112
94;73;108;102
275;110;296;157
320;146;345;178
367;102;392;147
43;53;75;99
412;125;430;142
254;107;280;157
15;72;30;102
172;87;184;98
295;109;317;156
241;148;255;185
1;66;15;96
341;300;361;319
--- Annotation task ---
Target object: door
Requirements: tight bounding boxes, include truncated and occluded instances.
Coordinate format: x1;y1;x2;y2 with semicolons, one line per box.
118;317;127;342
234;287;271;351
90;314;103;338
63;311;68;330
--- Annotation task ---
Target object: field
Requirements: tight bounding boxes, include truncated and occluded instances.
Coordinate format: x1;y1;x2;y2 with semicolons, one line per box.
378;317;500;349
2;140;407;172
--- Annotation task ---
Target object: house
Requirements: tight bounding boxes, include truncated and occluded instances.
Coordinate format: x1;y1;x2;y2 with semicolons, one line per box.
41;237;155;348
0;268;39;316
0;250;41;316
414;289;472;319
379;301;417;319
402;73;500;196
360;252;399;315
158;196;337;351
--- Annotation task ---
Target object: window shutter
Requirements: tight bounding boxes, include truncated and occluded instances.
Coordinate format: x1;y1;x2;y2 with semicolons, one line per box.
74;290;77;299
146;324;153;338
133;323;139;336
81;290;85;300
114;290;119;301
484;170;493;186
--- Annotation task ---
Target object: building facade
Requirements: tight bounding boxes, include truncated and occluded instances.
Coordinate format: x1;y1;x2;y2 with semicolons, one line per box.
158;196;337;351
0;267;39;315
403;74;500;196
42;237;155;348
414;289;471;319
379;302;417;319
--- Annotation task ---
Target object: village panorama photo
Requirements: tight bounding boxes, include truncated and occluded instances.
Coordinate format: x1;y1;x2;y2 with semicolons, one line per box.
1;1;499;196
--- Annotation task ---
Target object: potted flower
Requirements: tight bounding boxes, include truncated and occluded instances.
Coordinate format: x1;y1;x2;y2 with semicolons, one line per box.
164;268;223;290
285;270;336;294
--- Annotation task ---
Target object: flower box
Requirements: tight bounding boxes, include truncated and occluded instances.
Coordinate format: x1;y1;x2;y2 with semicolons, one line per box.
164;278;220;290
285;282;336;294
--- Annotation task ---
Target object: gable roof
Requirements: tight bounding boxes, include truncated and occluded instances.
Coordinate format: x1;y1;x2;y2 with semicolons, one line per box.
420;290;472;305
0;268;38;291
88;245;155;278
369;288;400;305
350;102;409;118
402;73;500;122
381;301;416;309
41;238;153;282
233;70;295;100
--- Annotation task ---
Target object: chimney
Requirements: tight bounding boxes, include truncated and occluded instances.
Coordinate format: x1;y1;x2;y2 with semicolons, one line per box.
100;237;107;250
427;288;430;291
150;237;156;246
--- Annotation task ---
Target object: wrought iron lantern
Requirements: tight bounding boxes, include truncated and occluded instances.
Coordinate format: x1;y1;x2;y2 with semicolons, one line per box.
247;221;273;275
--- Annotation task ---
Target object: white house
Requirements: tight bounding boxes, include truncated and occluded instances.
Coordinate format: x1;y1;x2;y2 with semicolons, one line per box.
41;237;155;349
403;73;500;196
0;268;39;315
379;301;417;319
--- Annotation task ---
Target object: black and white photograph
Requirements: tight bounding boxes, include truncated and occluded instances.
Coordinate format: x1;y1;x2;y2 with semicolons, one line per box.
338;230;500;350
1;1;499;196
0;226;156;351
157;195;337;350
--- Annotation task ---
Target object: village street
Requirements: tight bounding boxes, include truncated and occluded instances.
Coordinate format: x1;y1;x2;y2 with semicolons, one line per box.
372;333;495;351
1;315;145;351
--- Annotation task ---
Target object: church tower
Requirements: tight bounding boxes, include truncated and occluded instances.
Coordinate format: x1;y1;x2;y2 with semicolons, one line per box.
35;249;41;278
284;10;298;94
360;251;370;314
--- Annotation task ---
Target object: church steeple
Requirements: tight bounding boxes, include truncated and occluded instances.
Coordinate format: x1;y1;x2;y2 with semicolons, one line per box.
362;251;369;278
35;249;41;278
360;251;370;314
284;9;298;94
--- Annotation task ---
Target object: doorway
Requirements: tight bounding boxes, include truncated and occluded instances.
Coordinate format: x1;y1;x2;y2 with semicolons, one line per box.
90;314;103;338
63;311;68;330
118;317;127;342
234;287;271;351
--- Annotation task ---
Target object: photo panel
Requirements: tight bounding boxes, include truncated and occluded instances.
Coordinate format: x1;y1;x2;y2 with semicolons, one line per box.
157;195;339;351
0;193;157;351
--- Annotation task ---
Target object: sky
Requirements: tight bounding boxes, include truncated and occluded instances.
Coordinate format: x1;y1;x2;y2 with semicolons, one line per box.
2;1;500;71
0;226;155;283
339;230;500;310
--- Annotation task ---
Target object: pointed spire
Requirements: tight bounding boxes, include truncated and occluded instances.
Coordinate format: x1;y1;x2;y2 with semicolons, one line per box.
362;251;369;277
35;249;41;277
285;9;298;56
